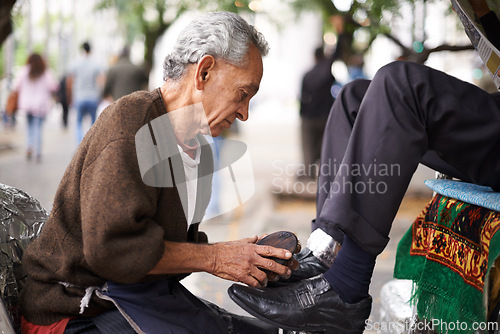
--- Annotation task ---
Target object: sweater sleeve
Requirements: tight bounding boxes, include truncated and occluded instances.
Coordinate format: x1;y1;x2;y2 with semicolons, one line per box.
79;138;165;284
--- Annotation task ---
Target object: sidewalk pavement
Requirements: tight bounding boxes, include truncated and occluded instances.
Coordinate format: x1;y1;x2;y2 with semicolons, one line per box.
0;109;75;211
0;104;431;332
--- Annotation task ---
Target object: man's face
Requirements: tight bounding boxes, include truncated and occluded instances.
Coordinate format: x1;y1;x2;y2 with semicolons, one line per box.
201;44;264;137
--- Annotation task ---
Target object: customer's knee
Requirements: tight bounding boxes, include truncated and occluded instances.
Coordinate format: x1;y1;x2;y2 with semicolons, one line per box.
374;61;426;86
337;79;371;105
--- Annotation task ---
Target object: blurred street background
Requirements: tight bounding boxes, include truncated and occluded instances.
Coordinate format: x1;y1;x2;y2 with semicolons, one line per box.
1;0;500;332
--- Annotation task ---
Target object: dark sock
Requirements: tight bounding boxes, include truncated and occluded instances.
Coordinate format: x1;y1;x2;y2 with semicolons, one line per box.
323;235;376;304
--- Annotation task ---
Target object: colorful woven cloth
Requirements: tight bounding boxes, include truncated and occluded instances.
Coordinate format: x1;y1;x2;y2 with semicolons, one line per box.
394;194;500;334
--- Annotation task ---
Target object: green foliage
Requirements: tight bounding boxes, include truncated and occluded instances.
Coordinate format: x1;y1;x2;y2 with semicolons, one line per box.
96;0;163;44
94;0;253;44
486;0;500;14
14;39;27;68
283;0;482;64
367;0;396;19
95;0;257;71
93;0;487;68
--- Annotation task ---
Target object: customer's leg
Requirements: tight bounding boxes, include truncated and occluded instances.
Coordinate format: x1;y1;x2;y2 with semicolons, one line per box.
321;60;500;305
319;61;500;255
228;61;500;333
276;64;500;286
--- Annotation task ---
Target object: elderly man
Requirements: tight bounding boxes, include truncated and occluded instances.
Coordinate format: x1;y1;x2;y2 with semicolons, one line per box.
20;12;293;334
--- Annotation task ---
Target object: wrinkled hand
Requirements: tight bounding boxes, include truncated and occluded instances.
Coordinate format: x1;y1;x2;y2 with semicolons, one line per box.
265;257;299;283
209;236;294;288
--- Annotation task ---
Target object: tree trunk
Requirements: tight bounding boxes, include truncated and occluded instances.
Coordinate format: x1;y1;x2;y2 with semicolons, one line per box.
0;0;16;46
143;23;170;74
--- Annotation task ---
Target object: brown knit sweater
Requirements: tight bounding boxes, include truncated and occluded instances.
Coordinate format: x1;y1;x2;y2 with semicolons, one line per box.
20;89;212;325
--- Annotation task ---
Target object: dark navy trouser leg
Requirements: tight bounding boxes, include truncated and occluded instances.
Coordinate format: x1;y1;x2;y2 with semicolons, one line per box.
314;61;500;255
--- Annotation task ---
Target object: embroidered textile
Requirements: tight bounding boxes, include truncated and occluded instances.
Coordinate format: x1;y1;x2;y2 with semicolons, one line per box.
394;194;500;334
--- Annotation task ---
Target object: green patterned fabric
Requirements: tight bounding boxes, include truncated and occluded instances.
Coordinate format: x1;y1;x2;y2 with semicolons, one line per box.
394;194;500;334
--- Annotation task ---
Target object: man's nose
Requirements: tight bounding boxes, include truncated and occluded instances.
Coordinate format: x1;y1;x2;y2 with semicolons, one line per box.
236;103;249;122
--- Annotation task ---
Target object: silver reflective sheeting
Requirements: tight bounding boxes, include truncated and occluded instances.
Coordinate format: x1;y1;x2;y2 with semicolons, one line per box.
0;184;47;332
379;279;415;334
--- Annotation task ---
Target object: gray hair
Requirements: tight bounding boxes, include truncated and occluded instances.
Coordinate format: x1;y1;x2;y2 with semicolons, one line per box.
163;12;269;81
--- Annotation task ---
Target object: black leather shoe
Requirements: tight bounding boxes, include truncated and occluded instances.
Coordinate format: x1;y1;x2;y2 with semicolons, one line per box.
267;247;328;287
228;274;372;333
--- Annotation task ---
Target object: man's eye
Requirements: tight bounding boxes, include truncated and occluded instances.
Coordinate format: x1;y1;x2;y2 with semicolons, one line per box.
240;91;248;101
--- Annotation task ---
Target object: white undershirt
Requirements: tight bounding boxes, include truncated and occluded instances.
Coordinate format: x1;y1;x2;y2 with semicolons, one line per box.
177;140;201;228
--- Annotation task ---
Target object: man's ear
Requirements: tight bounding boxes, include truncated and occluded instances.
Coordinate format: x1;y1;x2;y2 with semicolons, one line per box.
194;55;216;90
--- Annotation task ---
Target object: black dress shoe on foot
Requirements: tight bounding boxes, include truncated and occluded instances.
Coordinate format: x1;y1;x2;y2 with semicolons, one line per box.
267;247;328;287
228;274;371;333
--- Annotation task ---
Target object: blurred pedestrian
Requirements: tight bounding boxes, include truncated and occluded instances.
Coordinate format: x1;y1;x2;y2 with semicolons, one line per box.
346;53;366;82
67;41;105;143
298;15;348;182
103;46;149;101
298;46;337;180
12;53;58;162
56;74;70;129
